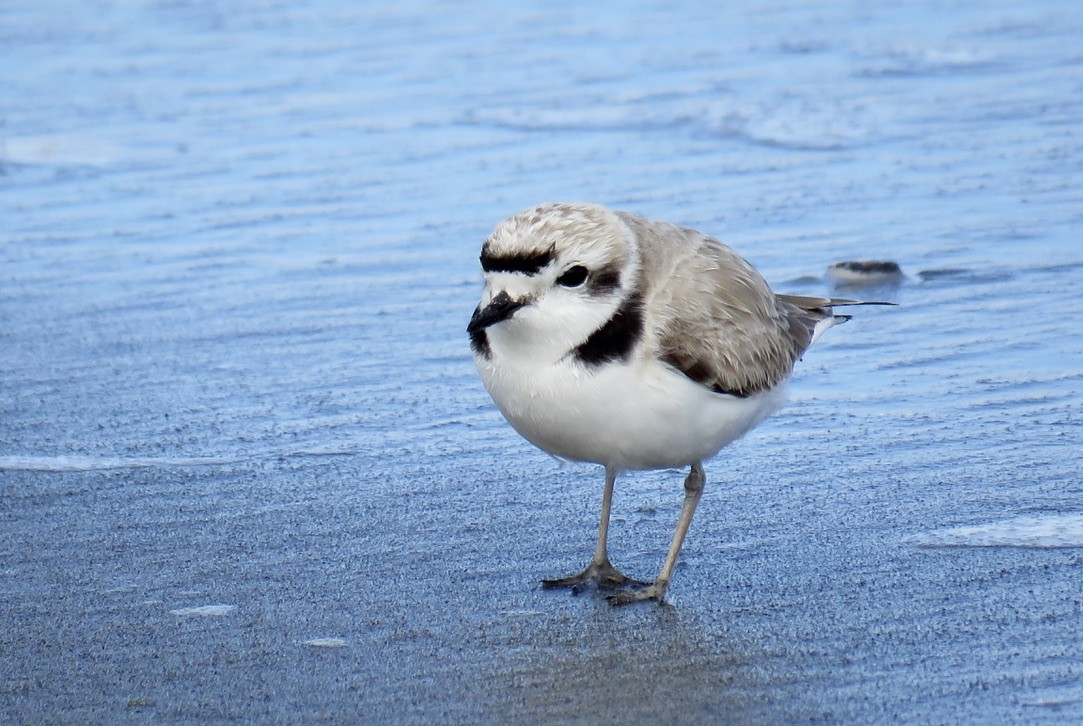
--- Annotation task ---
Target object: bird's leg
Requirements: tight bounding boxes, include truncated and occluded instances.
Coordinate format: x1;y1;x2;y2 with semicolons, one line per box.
609;462;705;606
542;466;646;591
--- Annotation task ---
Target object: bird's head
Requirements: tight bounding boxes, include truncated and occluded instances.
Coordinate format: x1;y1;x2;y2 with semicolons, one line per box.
468;203;640;363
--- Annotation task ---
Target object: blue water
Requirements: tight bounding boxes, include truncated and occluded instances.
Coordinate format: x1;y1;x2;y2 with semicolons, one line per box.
2;0;1081;721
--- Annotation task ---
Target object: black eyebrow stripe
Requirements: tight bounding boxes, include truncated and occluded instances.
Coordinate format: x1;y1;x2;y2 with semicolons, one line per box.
479;247;553;275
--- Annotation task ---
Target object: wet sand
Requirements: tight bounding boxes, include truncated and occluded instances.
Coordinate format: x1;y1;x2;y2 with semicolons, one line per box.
3;0;1081;721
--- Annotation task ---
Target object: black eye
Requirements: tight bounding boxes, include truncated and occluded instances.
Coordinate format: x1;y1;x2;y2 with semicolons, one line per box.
556;265;588;287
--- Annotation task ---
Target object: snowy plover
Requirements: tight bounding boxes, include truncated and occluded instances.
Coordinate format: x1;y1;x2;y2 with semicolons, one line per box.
468;202;886;605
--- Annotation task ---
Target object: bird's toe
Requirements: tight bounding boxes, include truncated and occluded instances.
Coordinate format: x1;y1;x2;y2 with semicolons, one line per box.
606;583;667;606
542;559;644;592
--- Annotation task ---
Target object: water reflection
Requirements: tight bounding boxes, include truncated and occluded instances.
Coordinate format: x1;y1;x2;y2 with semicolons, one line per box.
488;602;793;722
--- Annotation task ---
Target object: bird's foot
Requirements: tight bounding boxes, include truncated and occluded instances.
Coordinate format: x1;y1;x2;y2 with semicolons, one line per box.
607;581;668;607
542;559;647;593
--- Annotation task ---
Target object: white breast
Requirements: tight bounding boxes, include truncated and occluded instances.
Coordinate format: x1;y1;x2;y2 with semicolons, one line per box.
474;350;788;471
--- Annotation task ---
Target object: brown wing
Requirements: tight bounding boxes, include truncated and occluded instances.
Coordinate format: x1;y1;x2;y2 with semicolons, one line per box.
618;212;815;397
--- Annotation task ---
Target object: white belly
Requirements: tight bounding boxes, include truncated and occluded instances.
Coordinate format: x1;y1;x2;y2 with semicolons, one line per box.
475;353;788;471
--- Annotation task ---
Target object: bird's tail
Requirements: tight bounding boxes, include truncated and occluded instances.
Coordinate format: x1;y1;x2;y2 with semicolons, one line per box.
776;294;894;353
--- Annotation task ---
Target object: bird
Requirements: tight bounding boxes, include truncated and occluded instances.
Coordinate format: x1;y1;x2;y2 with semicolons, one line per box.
467;202;887;605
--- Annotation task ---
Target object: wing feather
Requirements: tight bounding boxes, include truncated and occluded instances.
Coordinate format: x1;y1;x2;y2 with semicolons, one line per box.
618;212;819;396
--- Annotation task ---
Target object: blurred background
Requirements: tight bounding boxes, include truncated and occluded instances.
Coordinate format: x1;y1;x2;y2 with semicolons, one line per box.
2;0;1080;721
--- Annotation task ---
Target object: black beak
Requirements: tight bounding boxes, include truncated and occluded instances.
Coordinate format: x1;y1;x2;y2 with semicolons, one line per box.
467;291;526;333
